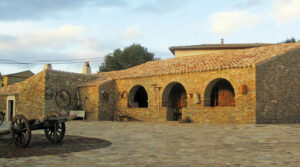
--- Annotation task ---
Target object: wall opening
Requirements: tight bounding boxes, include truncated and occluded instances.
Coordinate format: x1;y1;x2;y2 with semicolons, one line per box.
128;85;148;108
162;82;187;121
204;78;235;107
8;100;14;121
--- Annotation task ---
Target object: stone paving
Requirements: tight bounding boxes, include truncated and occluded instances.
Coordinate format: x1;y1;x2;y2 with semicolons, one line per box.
1;121;300;166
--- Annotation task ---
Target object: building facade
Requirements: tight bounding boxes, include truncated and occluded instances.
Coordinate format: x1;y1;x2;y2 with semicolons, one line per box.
0;42;299;124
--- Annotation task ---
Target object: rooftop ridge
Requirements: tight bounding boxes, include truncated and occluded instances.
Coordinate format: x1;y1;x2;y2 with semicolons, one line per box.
95;42;300;80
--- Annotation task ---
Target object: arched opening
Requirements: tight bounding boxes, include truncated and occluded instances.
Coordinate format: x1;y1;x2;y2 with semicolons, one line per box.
204;78;235;107
162;82;187;121
127;85;148;108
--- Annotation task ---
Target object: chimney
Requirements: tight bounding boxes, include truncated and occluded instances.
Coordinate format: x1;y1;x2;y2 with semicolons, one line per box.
221;38;224;45
83;61;91;75
44;64;52;70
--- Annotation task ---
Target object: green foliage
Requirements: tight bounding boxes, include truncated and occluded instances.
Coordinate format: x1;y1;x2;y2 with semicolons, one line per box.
282;37;297;43
99;44;158;72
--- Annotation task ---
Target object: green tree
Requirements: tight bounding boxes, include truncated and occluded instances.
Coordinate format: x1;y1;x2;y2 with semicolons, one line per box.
99;44;158;72
282;37;296;43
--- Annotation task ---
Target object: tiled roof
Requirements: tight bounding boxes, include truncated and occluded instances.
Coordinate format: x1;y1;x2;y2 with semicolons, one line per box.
96;43;300;80
169;43;273;54
79;76;113;87
0;83;20;96
2;70;34;77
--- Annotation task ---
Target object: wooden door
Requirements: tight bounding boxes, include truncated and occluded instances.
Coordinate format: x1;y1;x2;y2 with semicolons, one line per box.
218;89;235;106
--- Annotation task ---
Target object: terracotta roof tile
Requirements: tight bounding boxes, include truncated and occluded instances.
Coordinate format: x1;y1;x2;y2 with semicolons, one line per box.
0;83;20;96
169;43;273;54
79;76;113;87
96;43;300;80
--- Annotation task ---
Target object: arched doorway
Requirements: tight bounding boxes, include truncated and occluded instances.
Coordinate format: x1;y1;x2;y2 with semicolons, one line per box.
127;85;148;108
162;82;187;121
204;78;235;107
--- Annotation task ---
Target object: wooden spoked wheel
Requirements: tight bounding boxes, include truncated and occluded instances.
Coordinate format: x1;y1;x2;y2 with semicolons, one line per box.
10;115;31;147
44;120;65;143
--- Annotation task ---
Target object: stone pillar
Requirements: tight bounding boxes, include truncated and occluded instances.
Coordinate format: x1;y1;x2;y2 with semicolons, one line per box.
44;64;52;70
83;61;91;75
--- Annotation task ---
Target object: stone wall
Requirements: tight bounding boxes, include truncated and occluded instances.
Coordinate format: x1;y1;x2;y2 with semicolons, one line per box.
80;80;117;121
14;70;97;121
256;49;300;123
44;70;98;118
0;95;7;118
113;67;256;123
17;71;46;120
79;85;99;120
98;80;117;121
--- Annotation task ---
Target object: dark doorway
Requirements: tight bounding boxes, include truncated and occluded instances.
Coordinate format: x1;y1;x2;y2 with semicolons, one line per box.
8;100;14;121
210;79;235;107
163;82;187;121
128;85;148;108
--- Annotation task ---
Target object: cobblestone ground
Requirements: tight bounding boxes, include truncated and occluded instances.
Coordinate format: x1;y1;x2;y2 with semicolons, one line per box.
1;121;300;166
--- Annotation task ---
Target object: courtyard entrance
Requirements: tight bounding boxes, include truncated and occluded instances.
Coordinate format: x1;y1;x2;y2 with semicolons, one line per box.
128;85;148;108
162;82;187;121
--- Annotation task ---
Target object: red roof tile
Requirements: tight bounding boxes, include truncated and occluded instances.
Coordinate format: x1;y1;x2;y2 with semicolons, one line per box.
0;83;20;96
96;43;300;80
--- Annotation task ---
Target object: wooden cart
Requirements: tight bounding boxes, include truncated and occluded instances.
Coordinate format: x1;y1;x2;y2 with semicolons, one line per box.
0;114;75;148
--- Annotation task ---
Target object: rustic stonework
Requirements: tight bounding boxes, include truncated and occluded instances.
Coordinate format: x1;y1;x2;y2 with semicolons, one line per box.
1;43;299;124
44;70;97;118
7;70;97;121
0;96;7;114
79;85;99;120
110;67;256;123
17;71;46;120
256;48;300;123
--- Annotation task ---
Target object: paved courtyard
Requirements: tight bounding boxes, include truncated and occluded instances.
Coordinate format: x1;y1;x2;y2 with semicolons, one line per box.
1;121;300;166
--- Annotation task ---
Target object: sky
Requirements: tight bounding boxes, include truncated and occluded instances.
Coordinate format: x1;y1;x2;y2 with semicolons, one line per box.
0;0;300;75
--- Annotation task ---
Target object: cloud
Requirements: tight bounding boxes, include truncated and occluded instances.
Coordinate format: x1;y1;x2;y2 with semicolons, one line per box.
235;0;263;9
0;25;85;50
0;25;109;66
209;10;261;35
272;0;300;23
133;0;188;14
0;0;126;21
121;25;142;39
0;24;128;75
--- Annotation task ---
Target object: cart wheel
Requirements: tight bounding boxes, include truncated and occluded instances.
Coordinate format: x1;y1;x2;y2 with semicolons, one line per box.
44;120;65;143
0;113;4;125
10;115;31;148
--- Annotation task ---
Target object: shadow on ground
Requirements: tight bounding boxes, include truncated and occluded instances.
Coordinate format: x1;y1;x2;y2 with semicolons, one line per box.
0;134;112;158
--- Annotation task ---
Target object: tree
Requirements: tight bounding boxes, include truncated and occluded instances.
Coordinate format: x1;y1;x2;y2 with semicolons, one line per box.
282;37;296;43
99;44;158;72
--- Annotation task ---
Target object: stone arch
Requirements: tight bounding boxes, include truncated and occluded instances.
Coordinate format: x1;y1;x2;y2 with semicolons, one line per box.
204;78;235;107
127;85;148;108
162;82;187;121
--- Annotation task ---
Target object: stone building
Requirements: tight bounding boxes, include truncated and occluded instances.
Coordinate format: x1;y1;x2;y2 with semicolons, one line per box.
0;42;299;124
0;70;34;87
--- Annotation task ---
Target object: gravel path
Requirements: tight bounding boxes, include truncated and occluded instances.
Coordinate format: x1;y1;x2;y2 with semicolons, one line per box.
1;121;300;166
